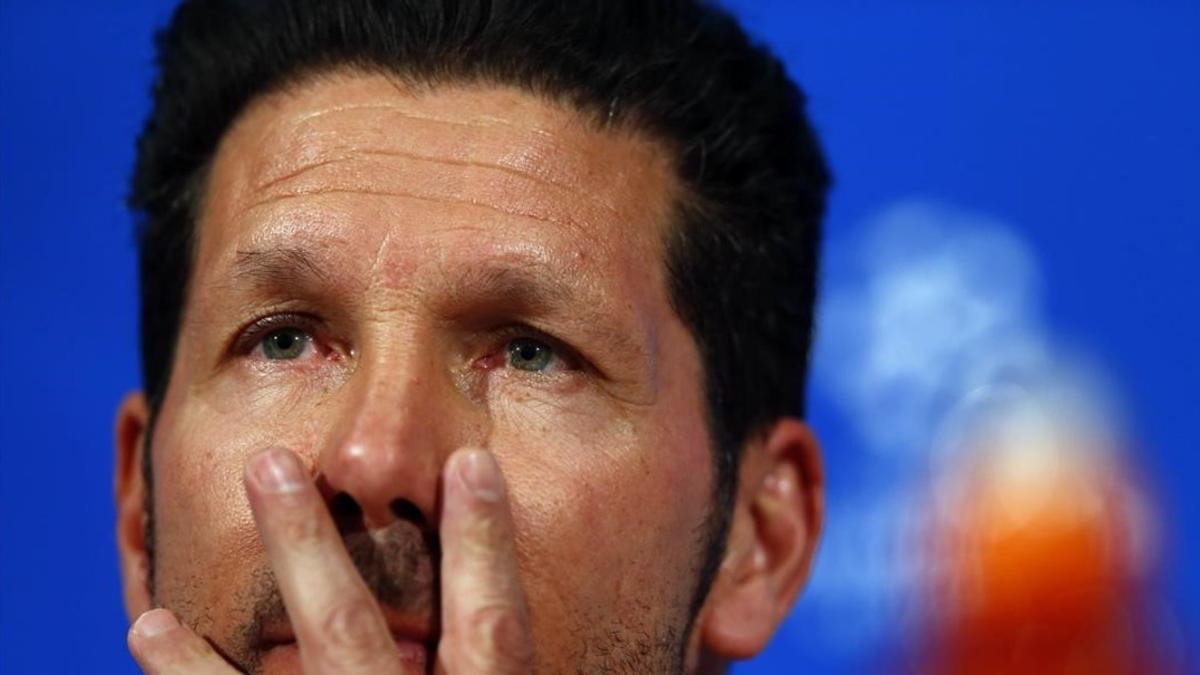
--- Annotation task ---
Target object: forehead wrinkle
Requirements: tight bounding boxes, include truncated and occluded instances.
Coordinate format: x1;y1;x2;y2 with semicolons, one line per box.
237;187;608;251
213;75;678;258
287;100;555;139
365;228;401;298
242;86;650;213
254;147;621;223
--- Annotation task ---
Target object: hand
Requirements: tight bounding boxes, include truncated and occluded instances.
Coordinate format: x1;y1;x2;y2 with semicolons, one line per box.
127;447;533;674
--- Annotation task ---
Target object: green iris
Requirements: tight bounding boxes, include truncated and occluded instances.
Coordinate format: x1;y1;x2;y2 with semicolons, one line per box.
507;337;553;372
261;328;308;360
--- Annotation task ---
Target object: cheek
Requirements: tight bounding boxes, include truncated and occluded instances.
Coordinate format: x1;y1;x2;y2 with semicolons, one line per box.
486;380;714;633
148;378;328;632
149;399;256;616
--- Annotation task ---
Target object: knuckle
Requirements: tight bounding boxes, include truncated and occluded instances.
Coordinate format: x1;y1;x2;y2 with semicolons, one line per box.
462;509;507;549
279;507;324;545
465;604;532;673
318;598;389;656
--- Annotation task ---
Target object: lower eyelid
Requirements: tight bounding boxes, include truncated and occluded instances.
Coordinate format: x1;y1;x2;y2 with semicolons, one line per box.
489;363;589;399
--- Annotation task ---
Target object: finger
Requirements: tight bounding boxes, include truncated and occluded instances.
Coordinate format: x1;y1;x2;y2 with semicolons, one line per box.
244;447;403;675
436;449;533;675
127;609;240;674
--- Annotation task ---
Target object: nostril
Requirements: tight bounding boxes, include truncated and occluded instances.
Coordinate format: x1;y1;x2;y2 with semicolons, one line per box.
389;498;428;529
330;492;364;535
390;498;439;559
325;494;431;536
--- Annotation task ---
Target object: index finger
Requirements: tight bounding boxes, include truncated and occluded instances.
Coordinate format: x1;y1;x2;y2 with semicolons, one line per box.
245;447;407;675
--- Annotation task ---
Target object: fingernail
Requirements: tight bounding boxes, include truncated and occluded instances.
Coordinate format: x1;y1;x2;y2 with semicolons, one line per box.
458;449;501;503
251;447;304;494
133;609;178;638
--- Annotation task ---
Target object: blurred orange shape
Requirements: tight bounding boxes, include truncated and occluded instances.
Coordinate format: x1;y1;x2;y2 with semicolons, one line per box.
919;434;1167;674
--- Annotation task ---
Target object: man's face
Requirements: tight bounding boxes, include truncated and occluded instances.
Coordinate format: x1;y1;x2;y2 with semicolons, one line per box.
140;71;719;672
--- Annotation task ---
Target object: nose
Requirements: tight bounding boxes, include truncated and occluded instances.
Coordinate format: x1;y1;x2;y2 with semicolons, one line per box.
318;345;478;531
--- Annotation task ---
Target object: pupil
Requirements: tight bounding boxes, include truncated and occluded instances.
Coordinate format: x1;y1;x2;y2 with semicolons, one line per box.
518;342;539;361
274;332;295;350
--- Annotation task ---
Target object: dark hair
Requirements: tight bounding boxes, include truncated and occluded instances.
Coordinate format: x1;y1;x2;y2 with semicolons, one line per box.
130;0;829;610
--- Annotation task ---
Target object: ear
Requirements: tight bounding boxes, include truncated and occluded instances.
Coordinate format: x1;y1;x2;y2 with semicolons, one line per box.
696;417;823;661
115;391;153;621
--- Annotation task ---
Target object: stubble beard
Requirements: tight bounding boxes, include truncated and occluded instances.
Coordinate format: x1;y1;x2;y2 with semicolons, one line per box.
141;438;725;674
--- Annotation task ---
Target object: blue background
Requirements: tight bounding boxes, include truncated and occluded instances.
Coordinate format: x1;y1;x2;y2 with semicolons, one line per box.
1;2;1196;672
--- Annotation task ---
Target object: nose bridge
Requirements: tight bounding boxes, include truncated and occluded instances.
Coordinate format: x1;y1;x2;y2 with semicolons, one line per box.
320;331;457;529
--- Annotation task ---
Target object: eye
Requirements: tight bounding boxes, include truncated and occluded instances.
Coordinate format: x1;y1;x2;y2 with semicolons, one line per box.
505;337;558;372
259;327;312;360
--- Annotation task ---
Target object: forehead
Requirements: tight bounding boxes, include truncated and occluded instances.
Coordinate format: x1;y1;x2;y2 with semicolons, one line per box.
194;71;679;296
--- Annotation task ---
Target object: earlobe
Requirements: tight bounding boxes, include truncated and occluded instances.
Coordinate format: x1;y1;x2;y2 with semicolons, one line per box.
114;391;152;621
697;418;824;661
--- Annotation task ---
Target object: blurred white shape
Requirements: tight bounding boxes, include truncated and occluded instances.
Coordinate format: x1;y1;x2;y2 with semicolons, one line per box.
816;199;1051;457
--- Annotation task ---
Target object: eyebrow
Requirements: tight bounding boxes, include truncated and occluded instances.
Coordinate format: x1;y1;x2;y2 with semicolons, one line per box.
446;262;562;313
230;246;332;291
441;260;651;365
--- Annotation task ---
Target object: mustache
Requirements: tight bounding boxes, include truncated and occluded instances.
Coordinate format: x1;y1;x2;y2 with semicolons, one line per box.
247;506;441;647
345;517;440;610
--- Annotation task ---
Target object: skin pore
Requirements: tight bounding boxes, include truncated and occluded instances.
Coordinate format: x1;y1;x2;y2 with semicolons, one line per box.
115;70;823;674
